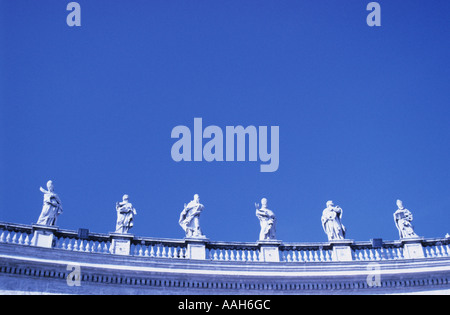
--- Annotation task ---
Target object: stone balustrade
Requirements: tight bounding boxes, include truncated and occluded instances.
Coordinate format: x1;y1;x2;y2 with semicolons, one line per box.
207;241;262;262
0;221;449;263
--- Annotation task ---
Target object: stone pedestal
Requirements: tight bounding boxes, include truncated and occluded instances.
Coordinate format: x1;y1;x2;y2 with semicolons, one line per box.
330;239;354;262
109;233;134;255
31;224;58;248
401;238;425;259
258;240;281;262
185;237;209;260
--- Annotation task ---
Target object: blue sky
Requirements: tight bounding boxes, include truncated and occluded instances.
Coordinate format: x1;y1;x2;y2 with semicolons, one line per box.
1;0;449;243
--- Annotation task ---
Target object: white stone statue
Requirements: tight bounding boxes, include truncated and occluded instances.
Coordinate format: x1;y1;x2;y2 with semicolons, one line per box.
179;194;205;238
37;180;63;226
115;194;137;234
255;198;277;241
393;200;419;239
321;200;346;241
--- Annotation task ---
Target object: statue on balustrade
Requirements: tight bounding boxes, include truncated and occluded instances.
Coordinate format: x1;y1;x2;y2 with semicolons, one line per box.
321;200;346;241
255;198;277;241
37;180;63;226
179;194;205;238
394;200;419;239
115;194;137;234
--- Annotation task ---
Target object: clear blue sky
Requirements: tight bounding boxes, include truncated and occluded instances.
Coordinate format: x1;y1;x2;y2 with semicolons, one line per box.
1;0;449;243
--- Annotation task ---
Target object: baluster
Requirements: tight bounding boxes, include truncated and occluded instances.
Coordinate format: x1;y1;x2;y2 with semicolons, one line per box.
5;231;11;243
319;248;325;262
356;249;362;260
150;244;155;257
283;250;293;262
11;232;18;244
440;244;448;257
325;250;332;261
215;249;221;260
79;240;85;252
383;247;391;260
144;245;149;257
388;247;395;260
301;250;308;262
84;241;90;252
361;249;368;260
230;249;235;261
139;244;144;256
255;250;260;261
396;247;403;259
235;250;241;261
429;246;435;257
60;237;66;250
67;238;73;251
434;245;442;257
0;230;5;243
368;248;375;260
224;249;230;261
313;250;319;262
389;247;396;259
292;250;298;262
96;242;103;253
238;250;244;261
308;249;314;262
156;245;161;257
104;242;110;254
73;239;79;251
24;234;31;246
90;241;95;253
374;249;381;260
243;250;248;261
18;233;24;245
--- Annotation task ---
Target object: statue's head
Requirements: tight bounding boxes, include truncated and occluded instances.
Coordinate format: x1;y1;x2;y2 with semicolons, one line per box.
47;180;54;192
194;194;200;203
261;198;268;207
326;200;334;207
396;199;403;209
123;194;129;202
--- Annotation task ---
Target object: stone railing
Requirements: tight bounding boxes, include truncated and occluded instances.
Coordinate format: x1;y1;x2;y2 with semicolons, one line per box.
206;241;262;262
1;221;449;263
